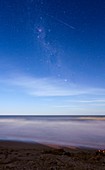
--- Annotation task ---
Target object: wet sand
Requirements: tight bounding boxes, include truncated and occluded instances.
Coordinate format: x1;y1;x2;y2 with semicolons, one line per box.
0;140;105;170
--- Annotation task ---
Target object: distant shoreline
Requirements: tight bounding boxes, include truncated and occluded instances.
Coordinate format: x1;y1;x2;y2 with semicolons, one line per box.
0;115;105;116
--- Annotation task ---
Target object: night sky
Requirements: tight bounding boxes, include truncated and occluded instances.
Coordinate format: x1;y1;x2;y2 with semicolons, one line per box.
0;0;105;115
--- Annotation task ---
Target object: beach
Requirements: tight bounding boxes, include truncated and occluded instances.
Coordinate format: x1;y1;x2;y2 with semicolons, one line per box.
0;116;105;169
0;140;105;170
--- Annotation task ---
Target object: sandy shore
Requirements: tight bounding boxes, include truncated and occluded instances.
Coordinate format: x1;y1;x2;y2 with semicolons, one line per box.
0;140;105;170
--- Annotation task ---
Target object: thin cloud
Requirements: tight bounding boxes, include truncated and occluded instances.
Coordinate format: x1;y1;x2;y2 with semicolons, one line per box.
0;75;105;97
78;99;105;103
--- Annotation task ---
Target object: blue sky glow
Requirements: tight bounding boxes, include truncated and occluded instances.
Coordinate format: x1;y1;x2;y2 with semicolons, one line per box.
0;0;105;115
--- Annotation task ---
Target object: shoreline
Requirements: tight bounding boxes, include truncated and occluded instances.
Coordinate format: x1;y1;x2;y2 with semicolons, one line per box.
0;139;102;150
0;140;104;170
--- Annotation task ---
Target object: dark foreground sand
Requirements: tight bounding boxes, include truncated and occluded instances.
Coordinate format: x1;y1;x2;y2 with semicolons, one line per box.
0;141;105;170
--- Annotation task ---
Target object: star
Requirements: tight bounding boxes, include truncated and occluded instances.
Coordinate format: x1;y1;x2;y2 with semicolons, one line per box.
37;28;43;33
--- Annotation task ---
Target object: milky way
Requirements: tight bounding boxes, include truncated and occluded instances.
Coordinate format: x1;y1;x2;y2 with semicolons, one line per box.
0;0;105;115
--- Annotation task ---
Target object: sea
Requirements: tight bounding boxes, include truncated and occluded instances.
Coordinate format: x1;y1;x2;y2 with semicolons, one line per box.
0;116;105;149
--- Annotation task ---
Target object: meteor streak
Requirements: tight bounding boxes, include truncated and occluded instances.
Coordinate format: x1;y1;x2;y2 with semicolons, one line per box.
46;13;75;30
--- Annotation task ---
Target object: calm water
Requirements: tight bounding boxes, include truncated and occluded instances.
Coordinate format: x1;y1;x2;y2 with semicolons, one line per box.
0;116;105;149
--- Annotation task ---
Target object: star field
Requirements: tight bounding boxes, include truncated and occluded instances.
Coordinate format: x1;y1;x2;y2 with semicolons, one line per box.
0;0;105;115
